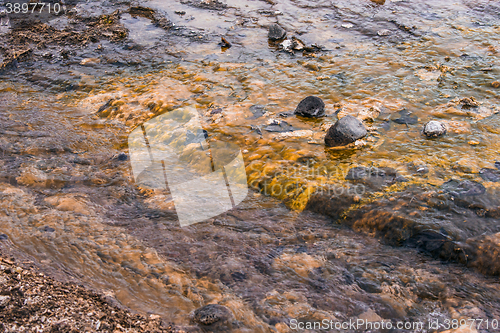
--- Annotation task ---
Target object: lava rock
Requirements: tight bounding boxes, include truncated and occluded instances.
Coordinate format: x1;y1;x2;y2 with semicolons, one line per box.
193;304;232;326
479;168;500;182
325;115;367;147
268;24;286;40
294;96;325;118
422;120;447;138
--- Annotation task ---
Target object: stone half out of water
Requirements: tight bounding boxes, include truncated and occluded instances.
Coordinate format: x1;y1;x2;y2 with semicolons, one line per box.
294;96;325;118
422;120;447;138
324;115;367;147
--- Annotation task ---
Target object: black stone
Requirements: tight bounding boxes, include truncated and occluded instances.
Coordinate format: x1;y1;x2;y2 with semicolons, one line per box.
0;234;8;240
268;24;286;40
294;96;325;118
479;168;500;182
325;115;367;147
495;161;500;170
116;152;128;161
193;304;232;326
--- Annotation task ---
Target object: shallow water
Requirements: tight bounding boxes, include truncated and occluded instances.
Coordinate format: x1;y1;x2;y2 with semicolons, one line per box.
1;0;500;332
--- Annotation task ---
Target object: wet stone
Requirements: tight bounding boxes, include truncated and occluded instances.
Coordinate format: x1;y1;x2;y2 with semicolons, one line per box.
407;162;429;174
345;166;403;190
249;104;267;118
423;120;446;138
264;120;297;132
392;109;418;125
442;180;486;197
355;277;382;293
0;234;8;240
41;226;55;233
294;96;325;118
268;24;286;40
325;115;367;147
193;304;233;327
479;168;500;182
459;96;480;109
114;152;128;161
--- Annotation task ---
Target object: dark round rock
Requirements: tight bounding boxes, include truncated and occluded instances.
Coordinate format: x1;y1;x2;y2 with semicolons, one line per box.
0;234;8;241
116;152;128;161
325;115;367;147
495;161;500;170
268;24;286;40
193;304;232;326
422;120;446;138
294;96;325;118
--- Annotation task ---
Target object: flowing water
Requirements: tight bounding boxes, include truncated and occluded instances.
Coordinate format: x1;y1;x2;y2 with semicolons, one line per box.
1;0;500;332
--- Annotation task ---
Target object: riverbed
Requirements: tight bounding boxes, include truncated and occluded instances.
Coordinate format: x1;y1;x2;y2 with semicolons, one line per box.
0;0;499;332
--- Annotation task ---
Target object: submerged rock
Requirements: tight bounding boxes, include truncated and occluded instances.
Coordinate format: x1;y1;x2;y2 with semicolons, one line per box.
325;115;367;147
442;180;486;197
392;109;418;125
459;96;480;109
422;120;447;138
479;168;500;182
345;166;406;190
264;120;297;132
294;96;325;118
268;24;286;40
193;304;233;328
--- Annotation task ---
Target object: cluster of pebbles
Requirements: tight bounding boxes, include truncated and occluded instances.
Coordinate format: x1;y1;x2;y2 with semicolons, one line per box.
290;95;448;147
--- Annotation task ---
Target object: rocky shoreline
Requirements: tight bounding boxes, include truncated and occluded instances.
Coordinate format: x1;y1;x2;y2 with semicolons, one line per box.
0;251;175;333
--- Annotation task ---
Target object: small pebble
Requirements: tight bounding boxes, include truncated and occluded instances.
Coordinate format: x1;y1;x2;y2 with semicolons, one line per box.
422;120;446;138
325;115;367;147
492;81;500;88
268;24;286;40
193;304;232;326
0;295;11;308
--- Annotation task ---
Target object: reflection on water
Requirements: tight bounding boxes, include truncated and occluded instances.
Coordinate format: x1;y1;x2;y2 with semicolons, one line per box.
1;0;500;331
